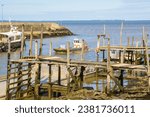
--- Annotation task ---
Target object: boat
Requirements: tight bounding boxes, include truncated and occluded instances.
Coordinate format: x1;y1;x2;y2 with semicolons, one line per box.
54;39;88;54
0;25;22;52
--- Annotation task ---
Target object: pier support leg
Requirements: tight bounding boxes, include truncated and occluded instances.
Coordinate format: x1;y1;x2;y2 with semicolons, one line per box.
48;65;52;84
58;65;61;85
79;66;85;89
119;70;124;87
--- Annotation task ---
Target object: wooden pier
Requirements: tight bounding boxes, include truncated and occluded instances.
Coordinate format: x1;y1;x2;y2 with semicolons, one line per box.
1;25;150;100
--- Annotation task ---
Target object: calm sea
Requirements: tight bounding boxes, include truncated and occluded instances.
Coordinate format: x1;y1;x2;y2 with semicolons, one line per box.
0;20;150;75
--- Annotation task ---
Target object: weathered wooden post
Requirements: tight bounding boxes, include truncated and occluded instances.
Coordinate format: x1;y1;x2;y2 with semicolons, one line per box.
120;22;123;46
143;27;146;65
35;40;38;59
127;37;130;47
29;26;33;56
97;35;100;61
79;66;85;89
67;42;70;92
49;41;52;56
20;24;25;58
81;39;84;61
48;64;52;84
6;40;11;99
67;42;70;65
132;36;134;47
37;24;43;85
39;24;43;56
35;40;40;84
96;35;100;91
121;48;125;63
58;65;61;85
144;34;150;92
119;70;124;87
107;36;111;94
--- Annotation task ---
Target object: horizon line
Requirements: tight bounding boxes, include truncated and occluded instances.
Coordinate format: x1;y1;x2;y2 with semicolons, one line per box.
0;19;150;22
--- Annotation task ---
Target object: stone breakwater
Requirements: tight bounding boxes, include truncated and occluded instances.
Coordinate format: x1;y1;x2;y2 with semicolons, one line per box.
0;22;73;39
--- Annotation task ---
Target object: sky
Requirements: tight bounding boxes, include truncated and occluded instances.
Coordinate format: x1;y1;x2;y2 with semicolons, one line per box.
0;0;150;21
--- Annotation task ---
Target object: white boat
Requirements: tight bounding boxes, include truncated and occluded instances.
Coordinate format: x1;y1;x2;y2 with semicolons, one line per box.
54;38;88;53
0;25;22;52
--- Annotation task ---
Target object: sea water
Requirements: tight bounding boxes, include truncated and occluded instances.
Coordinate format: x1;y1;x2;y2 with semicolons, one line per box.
0;20;150;76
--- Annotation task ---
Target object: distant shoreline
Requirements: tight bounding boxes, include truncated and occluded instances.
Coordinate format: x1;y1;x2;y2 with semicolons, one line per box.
1;20;150;22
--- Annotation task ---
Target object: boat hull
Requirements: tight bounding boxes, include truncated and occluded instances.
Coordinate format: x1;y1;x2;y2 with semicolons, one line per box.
0;41;21;52
54;48;83;54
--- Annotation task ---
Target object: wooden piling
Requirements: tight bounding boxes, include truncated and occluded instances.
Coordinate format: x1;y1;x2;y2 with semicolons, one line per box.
67;42;70;92
39;24;43;56
67;42;70;65
48;65;52;84
132;36;134;46
119;70;124;87
20;24;25;58
35;40;38;59
107;36;111;94
96;35;100;91
67;73;70;93
29;26;33;56
96;67;99;91
58;65;61;85
6;40;11;99
81;39;84;61
79;66;85;89
37;24;43;84
127;37;130;47
143;27;146;65
49;41;52;56
144;33;150;92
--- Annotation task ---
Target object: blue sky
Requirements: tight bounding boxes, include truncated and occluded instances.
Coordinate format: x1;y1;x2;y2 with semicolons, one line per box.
1;0;150;21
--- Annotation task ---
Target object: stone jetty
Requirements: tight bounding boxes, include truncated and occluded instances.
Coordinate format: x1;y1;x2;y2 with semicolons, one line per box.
0;22;73;39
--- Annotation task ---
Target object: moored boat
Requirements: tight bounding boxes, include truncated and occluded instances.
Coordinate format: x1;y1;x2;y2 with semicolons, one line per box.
0;25;22;52
54;38;88;54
